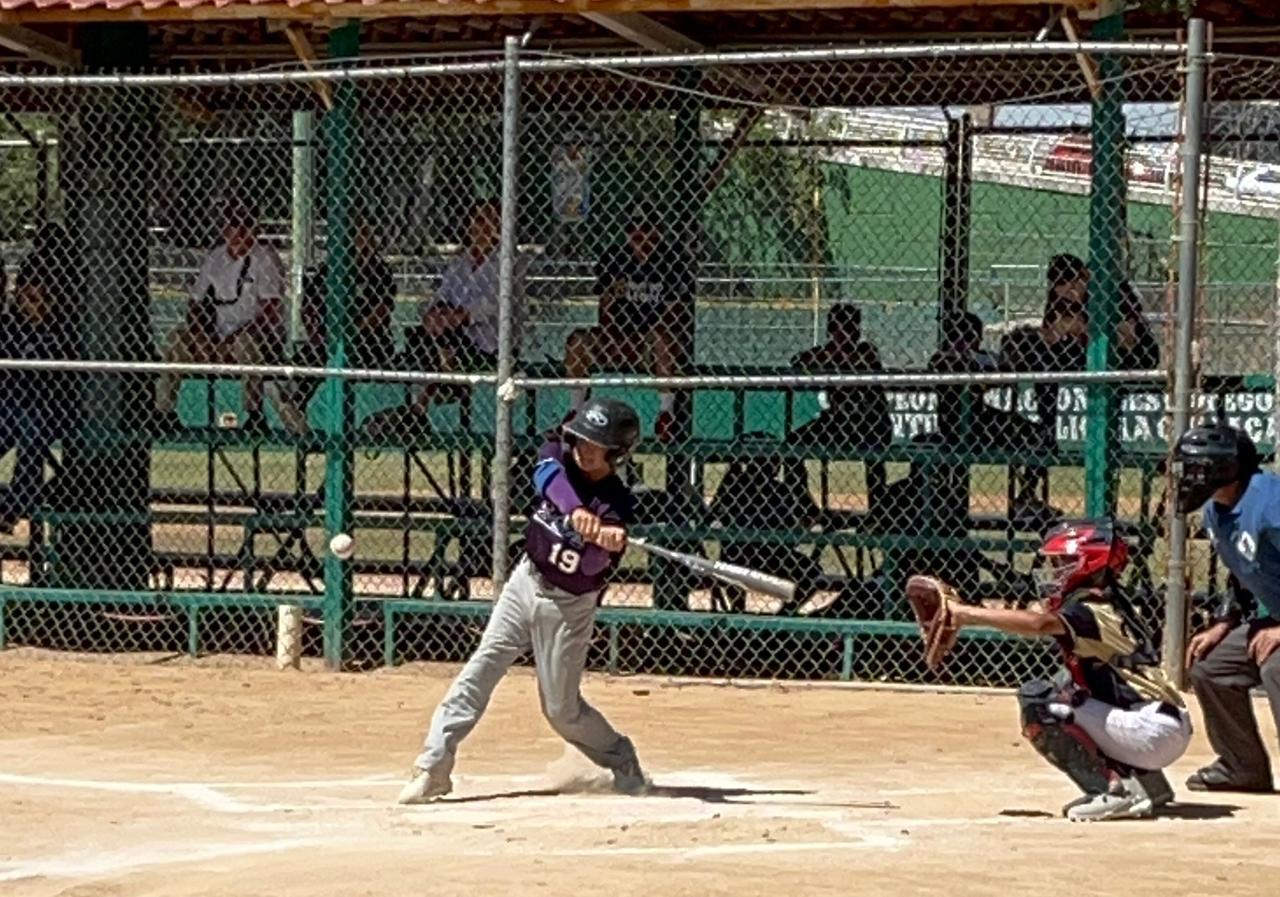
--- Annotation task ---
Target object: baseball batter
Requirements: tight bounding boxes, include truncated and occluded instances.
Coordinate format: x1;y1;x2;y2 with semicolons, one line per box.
398;398;649;803
1178;422;1280;793
914;520;1189;821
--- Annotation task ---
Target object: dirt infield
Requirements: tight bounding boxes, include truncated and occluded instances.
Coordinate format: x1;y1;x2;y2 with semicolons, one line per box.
2;651;1278;897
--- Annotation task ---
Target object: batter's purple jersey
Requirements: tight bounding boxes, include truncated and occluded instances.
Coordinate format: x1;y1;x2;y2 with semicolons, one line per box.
525;440;636;595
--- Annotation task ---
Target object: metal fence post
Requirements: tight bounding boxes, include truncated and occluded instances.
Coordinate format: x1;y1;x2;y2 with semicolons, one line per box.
289;110;315;344
321;23;359;670
1084;11;1127;518
490;35;522;591
1162;17;1207;687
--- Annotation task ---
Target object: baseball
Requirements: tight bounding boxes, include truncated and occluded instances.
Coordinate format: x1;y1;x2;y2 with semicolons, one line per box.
329;533;355;560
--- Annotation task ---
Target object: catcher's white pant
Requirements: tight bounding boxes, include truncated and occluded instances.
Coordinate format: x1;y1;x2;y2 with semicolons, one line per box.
1072;697;1193;772
413;558;636;779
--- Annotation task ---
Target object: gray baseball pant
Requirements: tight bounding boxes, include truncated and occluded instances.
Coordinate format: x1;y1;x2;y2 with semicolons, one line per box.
414;558;636;778
1188;618;1280;788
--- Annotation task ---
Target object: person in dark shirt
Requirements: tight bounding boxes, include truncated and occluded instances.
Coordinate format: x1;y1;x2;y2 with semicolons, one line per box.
788;303;892;449
398;398;649;804
0;222;81;533
928;311;1000;441
1000;297;1088;428
267;218;395;435
563;203;694;442
1046;252;1089;315
999;298;1087;526
928;520;1186;820
1115;282;1160;371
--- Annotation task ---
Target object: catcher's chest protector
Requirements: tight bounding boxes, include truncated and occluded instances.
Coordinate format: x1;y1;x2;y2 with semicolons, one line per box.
1053;591;1182;708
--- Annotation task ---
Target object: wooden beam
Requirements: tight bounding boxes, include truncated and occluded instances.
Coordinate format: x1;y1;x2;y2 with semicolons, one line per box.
0;1;1101;28
1060;10;1102;100
582;11;702;53
283;22;334;111
0;24;78;66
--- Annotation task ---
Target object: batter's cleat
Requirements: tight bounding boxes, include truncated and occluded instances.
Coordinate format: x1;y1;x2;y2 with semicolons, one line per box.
1064;790;1154;822
612;745;650;796
397;767;453;805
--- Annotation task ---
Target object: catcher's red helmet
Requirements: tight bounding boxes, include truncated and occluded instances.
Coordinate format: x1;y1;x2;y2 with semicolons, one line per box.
1034;519;1129;605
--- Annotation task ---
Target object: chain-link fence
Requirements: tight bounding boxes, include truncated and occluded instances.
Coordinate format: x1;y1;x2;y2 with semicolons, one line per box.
0;32;1273;686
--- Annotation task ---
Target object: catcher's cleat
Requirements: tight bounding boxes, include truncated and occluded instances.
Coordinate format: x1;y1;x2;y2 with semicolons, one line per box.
397;767;453;805
1064;789;1154;822
1132;769;1175;809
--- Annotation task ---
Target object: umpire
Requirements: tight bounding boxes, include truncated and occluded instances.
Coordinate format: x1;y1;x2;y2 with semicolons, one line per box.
1178;422;1280;793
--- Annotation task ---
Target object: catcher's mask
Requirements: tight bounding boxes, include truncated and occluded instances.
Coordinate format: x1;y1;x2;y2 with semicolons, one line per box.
563;397;640;464
1034;519;1129;607
1173;422;1258;514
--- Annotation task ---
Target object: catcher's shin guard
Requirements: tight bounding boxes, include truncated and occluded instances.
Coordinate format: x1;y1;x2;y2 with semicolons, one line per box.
1018;678;1114;795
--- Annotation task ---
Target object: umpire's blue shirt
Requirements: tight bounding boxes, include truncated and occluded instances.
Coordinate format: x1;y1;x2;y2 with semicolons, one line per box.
1203;471;1280;620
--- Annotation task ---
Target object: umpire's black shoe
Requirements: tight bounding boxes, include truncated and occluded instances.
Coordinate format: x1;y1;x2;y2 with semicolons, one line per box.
1186;764;1273;793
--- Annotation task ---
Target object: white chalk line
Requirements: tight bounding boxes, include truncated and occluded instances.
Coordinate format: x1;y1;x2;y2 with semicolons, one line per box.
488;837;909;859
0;772;398;790
3;765;1242;885
0;837;336;884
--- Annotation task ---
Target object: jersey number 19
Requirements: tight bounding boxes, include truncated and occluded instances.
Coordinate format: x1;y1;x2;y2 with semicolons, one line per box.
548;543;581;574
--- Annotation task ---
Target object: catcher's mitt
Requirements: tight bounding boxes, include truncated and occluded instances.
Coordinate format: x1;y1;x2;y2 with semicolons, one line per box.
905;575;961;671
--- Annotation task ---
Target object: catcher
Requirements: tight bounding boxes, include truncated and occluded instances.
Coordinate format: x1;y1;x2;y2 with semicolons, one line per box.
907;519;1191;821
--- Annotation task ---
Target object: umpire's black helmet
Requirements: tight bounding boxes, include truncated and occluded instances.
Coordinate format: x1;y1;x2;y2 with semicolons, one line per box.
564;398;641;461
1174;422;1259;513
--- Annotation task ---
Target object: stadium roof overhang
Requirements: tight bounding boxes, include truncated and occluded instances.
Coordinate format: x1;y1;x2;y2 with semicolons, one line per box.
0;2;1276;74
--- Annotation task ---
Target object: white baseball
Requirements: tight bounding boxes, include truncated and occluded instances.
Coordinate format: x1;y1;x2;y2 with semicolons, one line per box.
329;533;355;559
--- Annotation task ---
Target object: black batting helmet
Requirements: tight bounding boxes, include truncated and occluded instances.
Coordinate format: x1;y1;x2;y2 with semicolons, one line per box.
1174;422;1259;514
563;398;641;461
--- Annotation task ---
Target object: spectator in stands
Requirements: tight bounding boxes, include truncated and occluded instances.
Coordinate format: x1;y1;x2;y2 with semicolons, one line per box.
788;303;892;449
0;221;81;532
999;297;1088;527
563;202;695;442
1000;296;1088;436
385;198;524;433
930;310;1050;460
928;311;999;441
1047;252;1089;313
267;216;395;435
154;200;303;436
1115;281;1160;370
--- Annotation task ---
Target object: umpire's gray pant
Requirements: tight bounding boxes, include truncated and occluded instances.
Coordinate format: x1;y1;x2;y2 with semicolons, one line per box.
1189;618;1280;788
414;558;636;779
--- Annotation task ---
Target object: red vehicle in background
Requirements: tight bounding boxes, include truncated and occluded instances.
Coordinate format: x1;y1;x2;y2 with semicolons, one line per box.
1043;135;1167;185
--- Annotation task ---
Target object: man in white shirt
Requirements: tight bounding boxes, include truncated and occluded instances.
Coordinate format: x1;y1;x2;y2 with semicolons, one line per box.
403;199;524;424
155;202;301;435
